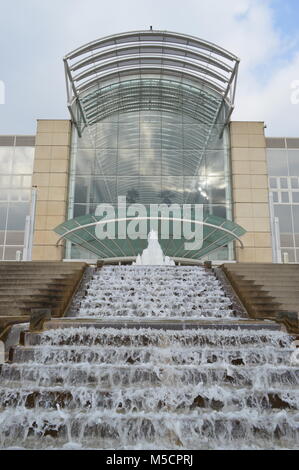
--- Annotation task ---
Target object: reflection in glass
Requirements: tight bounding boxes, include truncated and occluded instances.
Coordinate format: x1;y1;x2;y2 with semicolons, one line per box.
69;109;233;260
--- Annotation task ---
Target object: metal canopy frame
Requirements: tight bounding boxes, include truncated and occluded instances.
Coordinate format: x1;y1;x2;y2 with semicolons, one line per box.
64;30;239;136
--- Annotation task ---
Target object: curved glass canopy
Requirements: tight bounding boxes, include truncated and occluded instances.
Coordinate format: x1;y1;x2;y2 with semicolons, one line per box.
64;30;239;136
55;213;245;263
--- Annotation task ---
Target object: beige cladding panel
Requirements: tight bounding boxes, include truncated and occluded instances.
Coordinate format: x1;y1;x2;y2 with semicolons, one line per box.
32;119;71;261
230;121;272;263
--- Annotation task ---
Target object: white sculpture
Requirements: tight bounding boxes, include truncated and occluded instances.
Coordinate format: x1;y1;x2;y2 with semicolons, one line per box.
133;230;175;266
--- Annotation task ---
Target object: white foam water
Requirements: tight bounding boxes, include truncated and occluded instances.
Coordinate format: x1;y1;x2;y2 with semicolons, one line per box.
0;265;298;449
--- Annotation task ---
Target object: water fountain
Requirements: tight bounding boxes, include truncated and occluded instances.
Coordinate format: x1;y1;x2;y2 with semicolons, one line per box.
133;230;175;266
0;251;298;449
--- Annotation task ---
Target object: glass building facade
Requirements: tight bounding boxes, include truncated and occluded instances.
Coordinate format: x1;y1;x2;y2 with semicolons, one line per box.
66;110;233;260
54;30;245;262
0;136;35;260
267;138;299;263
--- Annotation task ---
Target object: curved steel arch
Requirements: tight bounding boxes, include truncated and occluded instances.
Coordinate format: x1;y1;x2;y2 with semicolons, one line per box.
65;30;239;62
64;29;239;136
70;43;233;74
77;66;227;96
73;55;229;85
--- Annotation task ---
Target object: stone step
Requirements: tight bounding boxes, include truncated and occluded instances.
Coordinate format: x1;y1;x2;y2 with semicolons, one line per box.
0;279;77;287
1;363;298;388
0;384;297;412
21;323;287;348
9;344;294;366
0;408;298;450
0;287;73;295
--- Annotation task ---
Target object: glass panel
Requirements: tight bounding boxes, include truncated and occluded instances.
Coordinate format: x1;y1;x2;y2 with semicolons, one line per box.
5;231;24;245
75;149;95;174
118;149;139;176
273;192;279;203
269;177;277;189
292;206;299;232
0;231;4;244
11;175;22;187
6;204;30;230
274;205;293;232
292;192;299;203
279;177;288;189
13;148;34;174
95;150;117;175
22;175;32;187
0;147;13;173
206;177;226;204
118;123;139;149
0;204;7;229
296;250;299;262
280;233;294;247
73;204;89;218
281;249;295;263
4;246;23;260
74;176;89;203
288;150;299;176
0;175;11;188
291;177;299;189
0;246;3;260
0;189;8;202
295;234;299;247
91;177;116;204
162;150;182;176
161;176;184;204
140;124;161;149
205;150;225;175
281;192;289;203
266;149;288;176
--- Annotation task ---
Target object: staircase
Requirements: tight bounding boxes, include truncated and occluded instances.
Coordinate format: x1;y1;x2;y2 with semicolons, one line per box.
0;262;86;338
0;265;298;450
222;263;299;333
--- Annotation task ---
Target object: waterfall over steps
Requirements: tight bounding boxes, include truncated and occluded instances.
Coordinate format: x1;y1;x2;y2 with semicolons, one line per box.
0;265;298;450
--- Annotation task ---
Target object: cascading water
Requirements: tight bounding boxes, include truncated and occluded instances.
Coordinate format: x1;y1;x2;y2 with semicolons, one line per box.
0;265;298;449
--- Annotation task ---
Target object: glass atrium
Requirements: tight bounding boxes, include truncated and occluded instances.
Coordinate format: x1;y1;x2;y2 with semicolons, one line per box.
53;30;246;261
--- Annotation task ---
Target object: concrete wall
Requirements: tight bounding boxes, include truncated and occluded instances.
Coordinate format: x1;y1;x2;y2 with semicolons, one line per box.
230;121;272;262
32;120;71;260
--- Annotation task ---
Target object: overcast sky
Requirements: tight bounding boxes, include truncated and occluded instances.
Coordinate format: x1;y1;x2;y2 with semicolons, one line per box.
0;0;298;136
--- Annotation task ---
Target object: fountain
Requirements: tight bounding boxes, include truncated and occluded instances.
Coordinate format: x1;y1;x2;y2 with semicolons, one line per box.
133;230;175;266
0;263;298;449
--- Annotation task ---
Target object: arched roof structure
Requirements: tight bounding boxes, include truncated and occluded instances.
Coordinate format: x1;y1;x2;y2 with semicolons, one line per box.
64;30;239;136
